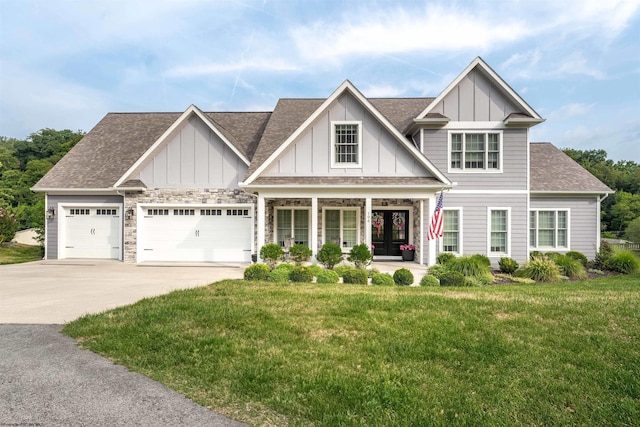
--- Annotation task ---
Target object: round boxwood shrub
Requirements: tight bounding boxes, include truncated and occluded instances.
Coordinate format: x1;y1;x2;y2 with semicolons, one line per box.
371;272;395;286
439;270;466;287
606;249;640;274
347;243;373;269
393;268;414;286
268;263;294;282
428;264;448;280
498;257;519;274
437;252;456;265
316;242;343;269
470;254;491;268
260;243;284;268
316;269;340;284
243;263;271;281
289;244;312;265
553;254;587;279
333;265;354;277
566;251;588;267
420;275;440;287
343;268;369;284
290;266;314;283
516;256;561;282
307;264;324;277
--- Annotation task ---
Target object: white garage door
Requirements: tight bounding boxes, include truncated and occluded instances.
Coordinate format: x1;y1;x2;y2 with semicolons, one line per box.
139;206;253;262
63;207;121;259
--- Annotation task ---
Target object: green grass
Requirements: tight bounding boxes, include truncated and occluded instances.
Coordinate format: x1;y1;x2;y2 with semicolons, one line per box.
0;243;42;264
64;275;640;426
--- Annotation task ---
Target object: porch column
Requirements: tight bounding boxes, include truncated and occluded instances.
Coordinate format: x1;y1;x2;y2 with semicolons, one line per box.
257;195;265;262
365;197;372;249
427;194;437;266
420;199;425;265
311;196;318;262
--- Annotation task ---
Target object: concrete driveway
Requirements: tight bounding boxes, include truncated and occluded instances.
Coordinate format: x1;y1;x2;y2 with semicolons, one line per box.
0;259;246;324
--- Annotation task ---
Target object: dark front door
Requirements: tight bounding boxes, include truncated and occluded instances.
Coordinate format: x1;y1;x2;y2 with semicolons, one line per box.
371;210;409;256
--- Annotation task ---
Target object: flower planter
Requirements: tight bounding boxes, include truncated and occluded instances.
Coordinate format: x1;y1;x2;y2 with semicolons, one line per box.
401;250;415;262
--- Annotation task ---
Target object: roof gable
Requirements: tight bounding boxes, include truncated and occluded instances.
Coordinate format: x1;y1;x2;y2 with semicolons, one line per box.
243;80;451;186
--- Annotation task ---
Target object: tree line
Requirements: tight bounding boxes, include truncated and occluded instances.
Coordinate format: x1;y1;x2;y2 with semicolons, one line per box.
0;129;639;243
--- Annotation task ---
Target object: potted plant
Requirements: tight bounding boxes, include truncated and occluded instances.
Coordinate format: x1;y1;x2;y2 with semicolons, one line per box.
400;244;415;261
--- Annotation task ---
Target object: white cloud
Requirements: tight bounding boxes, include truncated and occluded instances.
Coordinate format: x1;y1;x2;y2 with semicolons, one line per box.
165;59;300;77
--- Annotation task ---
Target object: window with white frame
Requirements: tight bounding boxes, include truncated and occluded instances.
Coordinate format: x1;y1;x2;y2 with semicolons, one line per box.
324;208;358;248
530;210;568;249
442;209;461;254
450;132;501;171
332;122;362;167
489;209;509;255
275;209;310;247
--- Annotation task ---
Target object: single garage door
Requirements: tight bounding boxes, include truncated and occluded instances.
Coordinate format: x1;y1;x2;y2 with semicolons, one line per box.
139;206;253;262
62;207;121;259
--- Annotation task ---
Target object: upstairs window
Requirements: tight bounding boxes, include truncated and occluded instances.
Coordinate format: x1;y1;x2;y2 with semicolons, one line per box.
332;121;362;168
450;132;502;172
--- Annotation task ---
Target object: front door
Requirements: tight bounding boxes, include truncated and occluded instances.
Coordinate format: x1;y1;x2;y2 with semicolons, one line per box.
371;210;409;256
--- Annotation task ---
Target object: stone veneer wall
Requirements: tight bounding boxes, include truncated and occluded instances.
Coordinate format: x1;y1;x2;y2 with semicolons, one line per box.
123;188;256;263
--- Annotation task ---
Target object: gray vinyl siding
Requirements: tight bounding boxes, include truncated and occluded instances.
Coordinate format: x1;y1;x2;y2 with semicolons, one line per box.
422;128;527;190
530;196;600;259
138;116;247;189
430;69;519;121
443;193;528;264
262;93;433;178
45;194;123;259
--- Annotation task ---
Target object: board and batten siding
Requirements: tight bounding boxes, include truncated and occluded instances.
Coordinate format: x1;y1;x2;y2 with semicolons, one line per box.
530;196;600;259
45;194;123;259
442;193;528;264
262;93;433;178
422;128;527;190
137;116;247;189
429;68;520;121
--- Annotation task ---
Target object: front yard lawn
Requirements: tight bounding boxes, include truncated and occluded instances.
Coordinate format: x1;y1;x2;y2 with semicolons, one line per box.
64;275;640;426
0;243;42;264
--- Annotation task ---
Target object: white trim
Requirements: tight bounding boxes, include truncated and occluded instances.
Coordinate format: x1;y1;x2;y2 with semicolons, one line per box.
243;80;452;186
321;206;361;251
331;120;362;168
417;57;542;121
529;209;571;251
443;121;505;130
449;189;528;195
487;207;511;257
311;197;318;258
440;207;463;256
273;207;311;247
526;128;531;258
447;130;503;174
114;105;250;188
420;200;424;265
530;191;614;195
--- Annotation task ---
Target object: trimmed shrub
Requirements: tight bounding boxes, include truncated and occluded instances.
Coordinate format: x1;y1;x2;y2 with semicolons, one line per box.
290;266;314;283
428;264;448;280
553;254;587;279
243;263;271;281
371;273;395;286
367;267;380;278
343;268;369;284
307;264;324;277
593;241;614;270
498;257;519;274
566;251;588;267
393;268;414;286
260;243;284;269
471;254;491;268
447;256;493;285
289;244;312;265
347;243;373;269
420;275;440;287
437;252;456;265
439;270;466;287
516;257;561;282
334;265;354;277
268;266;291;283
607;249;640;274
316;269;340;284
316;242;343;270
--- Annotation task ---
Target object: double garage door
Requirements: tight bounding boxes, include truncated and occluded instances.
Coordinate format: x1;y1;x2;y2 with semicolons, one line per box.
138;205;253;263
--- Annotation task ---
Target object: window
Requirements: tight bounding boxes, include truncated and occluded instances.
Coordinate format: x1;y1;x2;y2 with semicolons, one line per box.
324;208;359;248
174;209;195;216
489;208;510;255
449;132;502;171
96;209;116;215
332;122;362;167
70;208;90;215
530;210;568;249
275;209;310;247
201;209;222;216
442;209;461;254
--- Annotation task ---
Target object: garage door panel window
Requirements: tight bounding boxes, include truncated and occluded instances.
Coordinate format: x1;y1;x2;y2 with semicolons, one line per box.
147;209;169;216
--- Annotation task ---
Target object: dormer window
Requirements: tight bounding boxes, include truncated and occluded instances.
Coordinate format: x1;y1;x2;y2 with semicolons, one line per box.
332;121;362;168
449;131;502;172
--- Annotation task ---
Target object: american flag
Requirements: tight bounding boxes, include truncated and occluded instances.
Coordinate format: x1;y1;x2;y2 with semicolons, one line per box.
427;191;444;240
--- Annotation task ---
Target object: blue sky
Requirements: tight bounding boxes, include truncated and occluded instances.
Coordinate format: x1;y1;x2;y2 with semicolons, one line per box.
1;0;639;162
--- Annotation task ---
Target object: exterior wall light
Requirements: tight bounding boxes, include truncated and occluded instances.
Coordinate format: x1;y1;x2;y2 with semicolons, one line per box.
125;208;135;220
46;207;56;219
